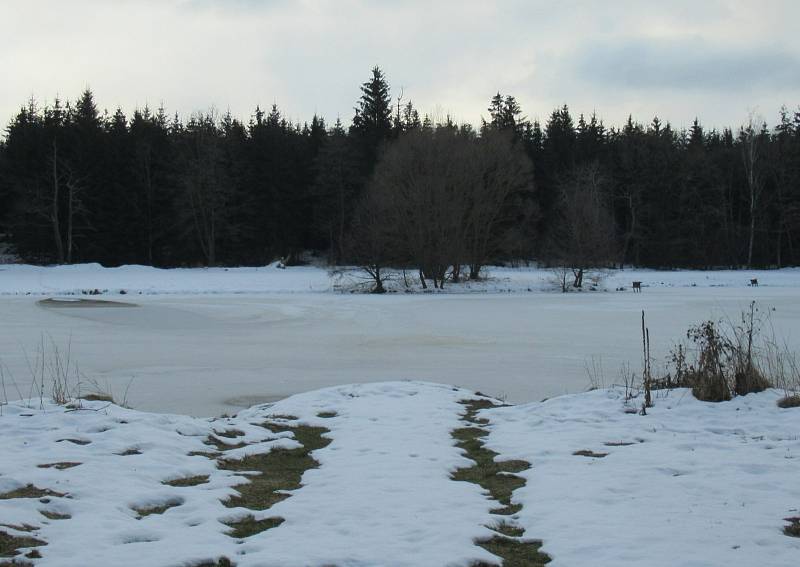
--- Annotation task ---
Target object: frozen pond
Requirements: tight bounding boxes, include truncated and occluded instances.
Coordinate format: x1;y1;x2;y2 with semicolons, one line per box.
2;284;799;416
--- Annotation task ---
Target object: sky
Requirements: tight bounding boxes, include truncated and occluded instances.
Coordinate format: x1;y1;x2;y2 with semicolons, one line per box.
1;0;798;133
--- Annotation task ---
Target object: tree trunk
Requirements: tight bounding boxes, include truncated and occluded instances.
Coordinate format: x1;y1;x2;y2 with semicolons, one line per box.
51;139;64;264
747;209;755;268
469;263;481;280
144;154;154;265
66;179;74;263
208;213;216;267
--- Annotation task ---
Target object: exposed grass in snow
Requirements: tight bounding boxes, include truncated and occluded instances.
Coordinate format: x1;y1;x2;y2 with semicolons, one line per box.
35;462;80;470
0;486;64;500
218;422;330;538
488;521;524;538
452;399;550;566
54;438;90;446
0;529;44;560
132;498;183;518
778;394;800;408
1;382;796;566
224;515;284;539
474;535;551;567
203;435;248;452
572;449;608;458
191;558;234;567
213;429;245;439
163;475;209;487
452;402;529;515
115;448;141;456
78;393;114;403
37;511;69;521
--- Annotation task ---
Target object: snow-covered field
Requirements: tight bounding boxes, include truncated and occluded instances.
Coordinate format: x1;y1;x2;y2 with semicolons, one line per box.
1;263;800;415
1;382;797;566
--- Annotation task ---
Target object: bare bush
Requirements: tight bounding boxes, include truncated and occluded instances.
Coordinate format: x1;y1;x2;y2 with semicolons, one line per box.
584;355;606;391
660;302;786;402
22;334;81;406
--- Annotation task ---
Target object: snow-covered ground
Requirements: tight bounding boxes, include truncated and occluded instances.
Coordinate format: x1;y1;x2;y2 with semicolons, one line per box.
1;382;797;566
485;387;800;567
1;263;800;415
0;262;796;296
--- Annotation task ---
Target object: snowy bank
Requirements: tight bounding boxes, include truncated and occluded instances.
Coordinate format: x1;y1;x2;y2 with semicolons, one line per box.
1;382;798;566
1;262;798;296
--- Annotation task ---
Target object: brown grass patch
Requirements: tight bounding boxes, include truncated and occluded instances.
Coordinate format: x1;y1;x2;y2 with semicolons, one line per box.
573;450;608;458
116;448;142;456
778;395;800;409
204;436;248;452
39;510;70;521
473;535;550;567
217;424;330;516
0;531;45;560
785;517;800;538
55;438;90;446
81;393;114;403
451;402;529;511
163;475;209;487
132;498;183;518
0;486;65;500
37;462;81;470
224;515;284;538
489;521;525;538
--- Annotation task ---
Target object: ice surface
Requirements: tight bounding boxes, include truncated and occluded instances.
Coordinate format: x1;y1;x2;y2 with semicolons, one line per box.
0;264;799;415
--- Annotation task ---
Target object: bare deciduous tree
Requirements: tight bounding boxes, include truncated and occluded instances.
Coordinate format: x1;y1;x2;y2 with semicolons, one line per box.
741;115;766;268
465;130;535;280
549;162;617;289
360;126;534;289
179;112;233;267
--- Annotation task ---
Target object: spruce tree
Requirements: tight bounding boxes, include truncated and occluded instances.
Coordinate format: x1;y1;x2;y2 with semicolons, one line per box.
350;66;393;169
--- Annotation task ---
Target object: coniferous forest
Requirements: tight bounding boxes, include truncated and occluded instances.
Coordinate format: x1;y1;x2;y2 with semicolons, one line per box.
1;67;799;274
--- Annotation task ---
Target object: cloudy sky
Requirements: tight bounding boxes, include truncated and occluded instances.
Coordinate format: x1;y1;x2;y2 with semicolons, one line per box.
1;0;798;132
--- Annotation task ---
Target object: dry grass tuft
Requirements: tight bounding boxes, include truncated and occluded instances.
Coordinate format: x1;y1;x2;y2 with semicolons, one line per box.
36;462;81;470
163;475;209;487
784;517;800;538
224;515;284;539
473;535;550;566
573;449;609;458
778;395;800;409
218;424;330;513
132;498;183;518
0;486;65;500
39;510;70;521
0;530;45;560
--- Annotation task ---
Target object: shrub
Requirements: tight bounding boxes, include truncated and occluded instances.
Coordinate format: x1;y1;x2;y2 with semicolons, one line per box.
663;302;780;402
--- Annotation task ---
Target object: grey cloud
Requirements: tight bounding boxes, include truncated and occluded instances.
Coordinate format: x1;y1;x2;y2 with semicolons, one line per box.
571;37;800;91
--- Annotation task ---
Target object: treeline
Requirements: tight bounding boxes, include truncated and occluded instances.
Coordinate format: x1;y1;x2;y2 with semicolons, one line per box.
1;67;799;273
